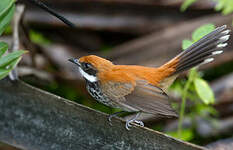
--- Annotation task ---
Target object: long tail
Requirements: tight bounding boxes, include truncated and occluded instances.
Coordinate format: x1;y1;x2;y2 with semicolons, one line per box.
161;25;230;76
158;25;230;89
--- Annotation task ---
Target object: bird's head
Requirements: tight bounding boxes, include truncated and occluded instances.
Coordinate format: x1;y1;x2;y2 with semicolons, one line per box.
68;55;113;82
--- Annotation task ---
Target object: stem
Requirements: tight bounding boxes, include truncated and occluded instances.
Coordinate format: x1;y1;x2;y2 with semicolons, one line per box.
177;69;196;138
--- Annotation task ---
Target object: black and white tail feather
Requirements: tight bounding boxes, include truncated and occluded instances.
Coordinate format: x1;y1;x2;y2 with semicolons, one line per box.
172;25;230;75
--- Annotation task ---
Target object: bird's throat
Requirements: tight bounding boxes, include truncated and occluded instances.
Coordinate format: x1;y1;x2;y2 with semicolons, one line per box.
79;67;97;82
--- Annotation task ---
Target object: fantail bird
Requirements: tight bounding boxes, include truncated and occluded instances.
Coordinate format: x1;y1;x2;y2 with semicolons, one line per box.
69;25;230;130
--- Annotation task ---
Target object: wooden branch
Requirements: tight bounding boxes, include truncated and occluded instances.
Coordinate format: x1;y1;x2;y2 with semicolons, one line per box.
0;78;206;150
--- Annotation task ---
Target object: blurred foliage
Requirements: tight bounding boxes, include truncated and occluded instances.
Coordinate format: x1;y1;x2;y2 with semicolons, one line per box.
214;0;233;15
29;30;51;45
181;0;233;24
0;0;27;80
181;0;197;12
100;44;113;54
167;128;194;141
3;25;12;35
181;0;233;15
169;24;217;140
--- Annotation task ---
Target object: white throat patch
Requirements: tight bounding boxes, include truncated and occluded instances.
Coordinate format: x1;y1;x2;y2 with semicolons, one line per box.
79;67;97;82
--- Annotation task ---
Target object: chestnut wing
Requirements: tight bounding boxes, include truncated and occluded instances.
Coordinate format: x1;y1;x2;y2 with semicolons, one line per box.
121;80;177;117
101;80;177;117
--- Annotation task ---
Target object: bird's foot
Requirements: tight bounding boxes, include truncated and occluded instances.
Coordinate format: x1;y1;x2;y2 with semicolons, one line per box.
125;112;144;130
125;119;144;130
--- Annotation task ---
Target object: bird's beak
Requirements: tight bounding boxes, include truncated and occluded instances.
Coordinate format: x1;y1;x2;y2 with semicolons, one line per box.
68;58;81;67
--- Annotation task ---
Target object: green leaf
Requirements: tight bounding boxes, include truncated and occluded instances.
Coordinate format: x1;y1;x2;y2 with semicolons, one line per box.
180;0;197;12
8;55;22;68
0;50;27;67
0;68;10;80
0;0;15;36
0;0;15;17
182;39;193;50
0;56;21;80
194;78;215;104
195;104;218;116
192;24;215;42
188;68;198;80
0;42;8;57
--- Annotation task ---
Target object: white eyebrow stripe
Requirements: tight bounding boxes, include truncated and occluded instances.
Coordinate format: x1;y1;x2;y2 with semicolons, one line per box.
79;67;97;82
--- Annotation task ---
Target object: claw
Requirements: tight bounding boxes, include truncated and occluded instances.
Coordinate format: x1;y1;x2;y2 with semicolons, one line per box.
126;121;132;130
108;115;113;126
125;112;144;130
134;120;144;127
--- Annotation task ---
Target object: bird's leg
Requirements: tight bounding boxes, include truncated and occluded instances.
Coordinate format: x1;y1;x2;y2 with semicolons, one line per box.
126;112;144;130
108;111;125;126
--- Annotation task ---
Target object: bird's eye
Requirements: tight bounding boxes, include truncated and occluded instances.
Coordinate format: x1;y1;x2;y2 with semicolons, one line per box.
81;62;97;76
82;63;92;69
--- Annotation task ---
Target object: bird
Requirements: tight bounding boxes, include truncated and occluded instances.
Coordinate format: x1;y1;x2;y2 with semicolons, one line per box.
69;25;230;130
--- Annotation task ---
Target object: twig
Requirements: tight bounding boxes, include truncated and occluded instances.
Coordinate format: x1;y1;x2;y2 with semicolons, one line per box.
26;0;76;28
9;5;25;80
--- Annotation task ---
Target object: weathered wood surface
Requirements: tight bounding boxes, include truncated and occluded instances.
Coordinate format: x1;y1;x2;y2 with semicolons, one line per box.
0;78;207;150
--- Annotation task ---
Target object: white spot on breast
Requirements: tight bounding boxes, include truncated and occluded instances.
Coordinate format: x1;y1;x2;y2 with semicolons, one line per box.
79;67;97;82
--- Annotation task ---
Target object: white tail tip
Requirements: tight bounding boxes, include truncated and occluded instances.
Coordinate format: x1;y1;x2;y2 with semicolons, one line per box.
204;58;214;64
222;29;230;35
212;50;223;55
217;43;228;48
219;35;230;42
